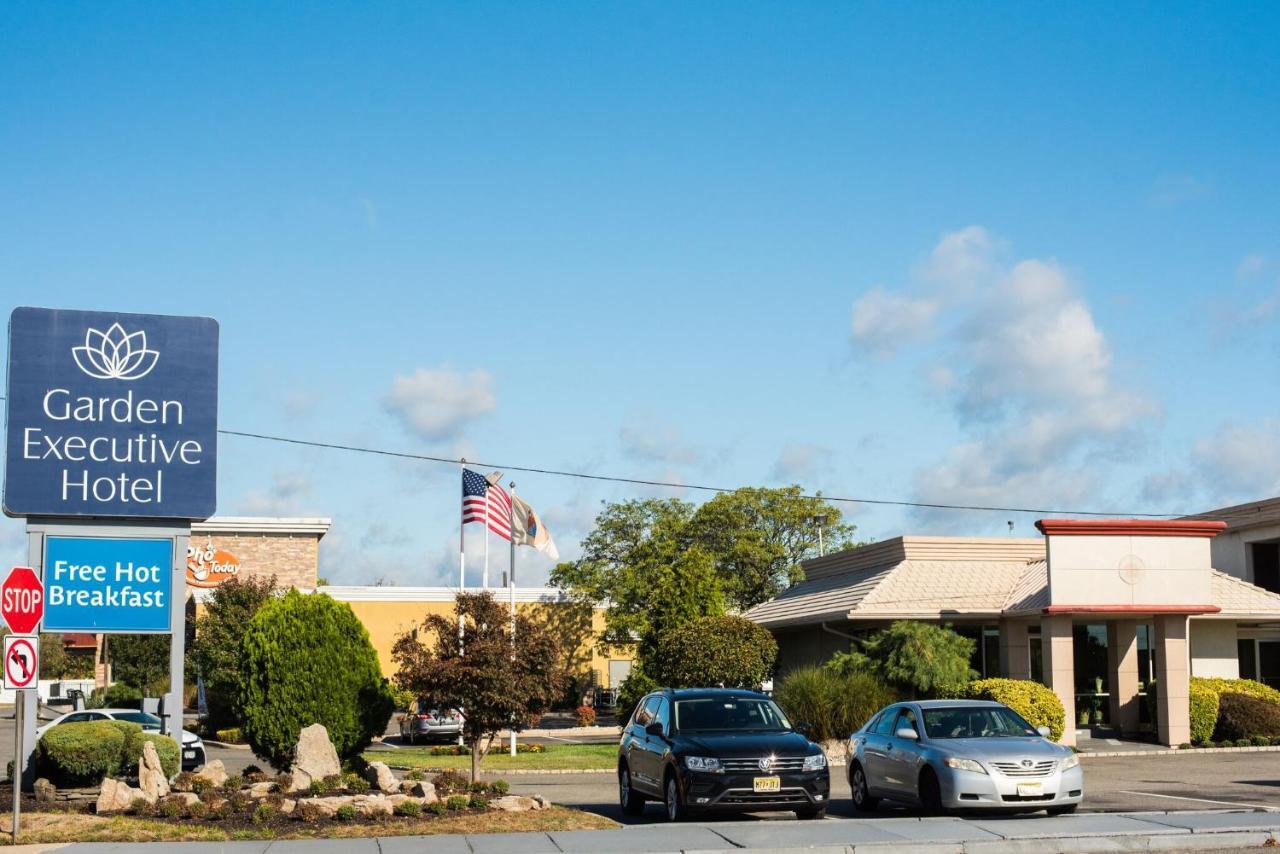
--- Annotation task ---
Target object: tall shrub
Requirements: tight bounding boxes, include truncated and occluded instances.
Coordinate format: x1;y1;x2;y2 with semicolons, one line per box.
191;575;277;730
773;666;898;744
1214;693;1280;741
1188;680;1220;745
652;615;777;689
967;678;1065;742
849;621;976;698
238;590;395;768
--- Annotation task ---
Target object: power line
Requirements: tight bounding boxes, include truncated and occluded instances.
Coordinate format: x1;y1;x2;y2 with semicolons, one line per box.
0;394;1185;517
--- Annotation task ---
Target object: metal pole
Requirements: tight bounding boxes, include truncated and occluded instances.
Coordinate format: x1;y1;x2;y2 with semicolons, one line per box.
483;488;490;590
818;524;824;557
164;529;189;743
508;484;517;756
11;698;21;843
458;460;467;747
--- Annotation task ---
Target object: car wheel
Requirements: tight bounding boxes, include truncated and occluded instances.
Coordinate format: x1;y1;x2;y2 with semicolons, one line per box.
1047;804;1078;816
918;767;945;815
850;761;880;812
618;764;645;816
664;772;688;822
795;805;826;820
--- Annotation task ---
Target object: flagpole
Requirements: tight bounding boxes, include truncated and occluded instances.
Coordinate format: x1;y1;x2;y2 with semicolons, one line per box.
483;488;490;590
509;480;517;757
458;460;467;746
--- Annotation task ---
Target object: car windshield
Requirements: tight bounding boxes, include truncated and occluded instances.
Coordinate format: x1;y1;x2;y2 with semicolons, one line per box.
673;698;791;733
111;712;163;727
922;707;1038;739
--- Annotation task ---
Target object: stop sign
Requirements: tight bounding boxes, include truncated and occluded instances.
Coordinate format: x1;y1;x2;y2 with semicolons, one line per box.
2;567;44;635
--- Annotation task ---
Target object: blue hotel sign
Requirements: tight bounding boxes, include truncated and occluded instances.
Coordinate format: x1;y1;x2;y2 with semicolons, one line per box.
3;307;219;519
43;536;173;632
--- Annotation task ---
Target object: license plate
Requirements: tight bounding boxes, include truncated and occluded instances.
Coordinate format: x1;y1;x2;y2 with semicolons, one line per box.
183;750;195;759
1017;782;1043;797
753;776;781;793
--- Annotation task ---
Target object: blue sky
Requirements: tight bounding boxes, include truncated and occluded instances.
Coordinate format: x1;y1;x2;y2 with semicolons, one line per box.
3;3;1278;586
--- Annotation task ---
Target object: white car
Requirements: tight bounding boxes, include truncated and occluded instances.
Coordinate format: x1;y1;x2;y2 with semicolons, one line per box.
37;708;207;771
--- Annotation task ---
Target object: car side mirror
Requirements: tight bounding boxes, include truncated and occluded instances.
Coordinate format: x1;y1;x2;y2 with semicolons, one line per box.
1037;726;1051;738
645;722;664;738
895;727;919;741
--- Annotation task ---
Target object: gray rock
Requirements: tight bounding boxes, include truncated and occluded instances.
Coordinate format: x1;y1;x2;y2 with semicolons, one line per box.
291;723;341;787
33;778;56;803
96;777;139;814
489;794;538;812
137;740;170;802
301;795;353;817
248;781;276;798
279;797;296;814
286;767;313;793
532;794;552;810
400;779;437;801
353;793;393;816
173;792;200;806
366;760;399;793
192;759;228;788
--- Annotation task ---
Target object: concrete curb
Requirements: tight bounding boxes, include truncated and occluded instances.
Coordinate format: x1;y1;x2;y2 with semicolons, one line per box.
1079;744;1280;758
681;831;1280;854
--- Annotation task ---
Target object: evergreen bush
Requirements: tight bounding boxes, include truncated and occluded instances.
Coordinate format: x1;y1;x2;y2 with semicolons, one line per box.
36;721;128;784
966;678;1066;742
1214;693;1280;741
773;665;898;743
651;615;778;689
845;622;976;697
238;589;396;768
1188;680;1220;745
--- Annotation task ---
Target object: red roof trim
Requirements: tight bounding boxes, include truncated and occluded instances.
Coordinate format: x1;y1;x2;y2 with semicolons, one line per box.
1043;604;1222;615
1035;519;1227;538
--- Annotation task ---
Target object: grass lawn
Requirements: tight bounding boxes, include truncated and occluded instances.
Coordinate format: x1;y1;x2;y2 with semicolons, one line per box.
1;807;617;845
370;743;618;772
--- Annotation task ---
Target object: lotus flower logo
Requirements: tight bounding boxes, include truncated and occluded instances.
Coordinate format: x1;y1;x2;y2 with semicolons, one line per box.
71;323;159;381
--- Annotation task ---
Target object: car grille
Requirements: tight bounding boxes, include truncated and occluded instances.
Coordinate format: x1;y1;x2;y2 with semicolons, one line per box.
719;756;808;773
990;760;1056;778
1002;793;1056;802
718;788;811;805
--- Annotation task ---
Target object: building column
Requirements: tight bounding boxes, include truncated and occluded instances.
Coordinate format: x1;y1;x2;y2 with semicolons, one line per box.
1107;620;1141;735
999;619;1032;680
1154;614;1191;747
1041;614;1076;747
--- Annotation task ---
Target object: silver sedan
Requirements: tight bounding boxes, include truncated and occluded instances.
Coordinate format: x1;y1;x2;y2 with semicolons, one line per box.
848;700;1083;814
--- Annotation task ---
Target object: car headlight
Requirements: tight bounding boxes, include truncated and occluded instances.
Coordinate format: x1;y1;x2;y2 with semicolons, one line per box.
802;753;827;772
683;756;722;773
1060;752;1080;770
943;756;987;774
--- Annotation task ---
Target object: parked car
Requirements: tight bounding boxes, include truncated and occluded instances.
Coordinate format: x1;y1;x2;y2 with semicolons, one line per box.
618;687;830;821
36;708;207;771
848;700;1083;815
398;699;464;744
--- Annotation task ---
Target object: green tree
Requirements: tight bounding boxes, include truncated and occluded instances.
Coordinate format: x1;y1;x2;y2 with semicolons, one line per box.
238;590;395;768
391;592;567;783
840;621;976;698
190;575;277;729
651;615;777;689
108;634;171;697
686;486;857;609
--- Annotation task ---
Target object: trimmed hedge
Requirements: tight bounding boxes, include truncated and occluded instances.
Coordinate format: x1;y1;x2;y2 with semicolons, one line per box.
1193;677;1280;705
966;678;1065;742
1214;692;1280;742
773;666;898;744
1188;681;1220;745
37;722;128;784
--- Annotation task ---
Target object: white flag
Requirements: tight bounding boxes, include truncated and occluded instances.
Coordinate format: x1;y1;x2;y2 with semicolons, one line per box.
511;494;559;561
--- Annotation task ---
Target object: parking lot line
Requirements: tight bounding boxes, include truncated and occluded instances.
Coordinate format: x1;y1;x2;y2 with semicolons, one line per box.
1118;790;1278;810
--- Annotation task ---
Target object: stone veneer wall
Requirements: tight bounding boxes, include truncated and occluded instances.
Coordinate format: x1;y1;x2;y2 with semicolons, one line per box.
194;532;320;589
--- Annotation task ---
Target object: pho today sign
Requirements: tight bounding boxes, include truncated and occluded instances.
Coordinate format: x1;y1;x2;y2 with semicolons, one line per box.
3;307;219;519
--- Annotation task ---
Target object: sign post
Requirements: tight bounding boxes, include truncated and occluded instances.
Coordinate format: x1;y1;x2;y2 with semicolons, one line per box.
2;565;44;844
2;307;218;817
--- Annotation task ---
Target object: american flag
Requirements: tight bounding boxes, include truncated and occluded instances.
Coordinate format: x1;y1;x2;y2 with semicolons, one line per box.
462;468;512;541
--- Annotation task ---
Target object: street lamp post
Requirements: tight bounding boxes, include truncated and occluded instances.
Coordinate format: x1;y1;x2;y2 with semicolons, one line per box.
813;513;829;557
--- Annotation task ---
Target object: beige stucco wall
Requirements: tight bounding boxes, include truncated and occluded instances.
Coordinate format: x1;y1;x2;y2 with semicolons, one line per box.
1190;620;1240;679
1210;523;1280;584
1047;535;1213;606
188;531;321;590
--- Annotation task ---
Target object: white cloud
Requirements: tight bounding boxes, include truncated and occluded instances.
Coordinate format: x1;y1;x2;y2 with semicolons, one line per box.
242;470;312;516
850;288;939;357
771;443;834;483
917;225;1006;289
1193;420;1280;503
1237;254;1266;279
384;367;497;441
619;417;702;466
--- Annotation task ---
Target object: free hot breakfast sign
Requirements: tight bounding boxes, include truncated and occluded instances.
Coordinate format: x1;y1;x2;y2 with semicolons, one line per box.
3;307;219;519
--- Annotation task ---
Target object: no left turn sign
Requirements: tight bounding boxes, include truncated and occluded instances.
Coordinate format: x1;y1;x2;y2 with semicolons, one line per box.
3;635;39;691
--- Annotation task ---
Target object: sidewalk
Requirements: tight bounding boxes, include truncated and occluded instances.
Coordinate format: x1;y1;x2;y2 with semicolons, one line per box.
16;809;1280;853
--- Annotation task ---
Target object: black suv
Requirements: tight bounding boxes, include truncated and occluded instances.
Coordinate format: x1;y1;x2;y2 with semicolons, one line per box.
618;687;830;821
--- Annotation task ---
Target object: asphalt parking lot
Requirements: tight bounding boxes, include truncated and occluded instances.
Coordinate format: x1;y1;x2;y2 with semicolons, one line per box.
501;751;1280;822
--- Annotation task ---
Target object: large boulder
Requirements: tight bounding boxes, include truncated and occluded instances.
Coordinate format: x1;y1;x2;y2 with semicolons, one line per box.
96;778;139;814
298;795;353;817
353;793;394;816
288;724;341;792
400;779;437;801
490;795;540;812
33;778;56;803
248;781;276;799
138;740;170;802
193;759;228;788
365;761;398;793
